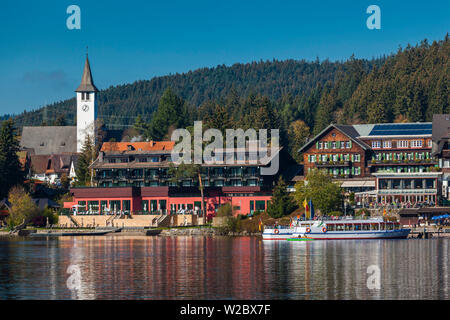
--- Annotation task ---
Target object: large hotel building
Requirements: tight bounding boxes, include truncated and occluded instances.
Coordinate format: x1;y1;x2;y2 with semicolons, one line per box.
299;122;442;207
64;141;298;217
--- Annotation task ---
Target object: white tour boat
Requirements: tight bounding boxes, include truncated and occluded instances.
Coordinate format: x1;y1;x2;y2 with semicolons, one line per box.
290;218;410;240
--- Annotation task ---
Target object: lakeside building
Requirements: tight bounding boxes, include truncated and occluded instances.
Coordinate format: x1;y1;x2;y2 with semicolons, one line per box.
431;114;450;204
64;140;299;216
299;122;441;207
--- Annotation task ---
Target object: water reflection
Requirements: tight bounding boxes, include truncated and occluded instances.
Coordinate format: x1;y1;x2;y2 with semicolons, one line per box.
0;236;448;299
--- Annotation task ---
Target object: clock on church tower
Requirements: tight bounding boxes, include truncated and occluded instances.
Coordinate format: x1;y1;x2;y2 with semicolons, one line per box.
75;54;98;153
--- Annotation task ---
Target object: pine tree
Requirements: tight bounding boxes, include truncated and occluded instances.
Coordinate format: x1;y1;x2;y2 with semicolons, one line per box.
288;120;310;163
267;177;297;218
0;119;23;198
149;88;186;140
75;136;96;186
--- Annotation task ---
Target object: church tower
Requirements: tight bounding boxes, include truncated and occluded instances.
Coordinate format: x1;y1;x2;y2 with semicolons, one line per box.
76;54;98;153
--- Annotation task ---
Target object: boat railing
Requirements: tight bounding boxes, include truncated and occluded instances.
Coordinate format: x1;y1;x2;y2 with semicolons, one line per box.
264;225;291;229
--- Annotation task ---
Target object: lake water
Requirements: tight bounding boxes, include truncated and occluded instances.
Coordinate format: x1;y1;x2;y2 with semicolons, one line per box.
0;235;448;300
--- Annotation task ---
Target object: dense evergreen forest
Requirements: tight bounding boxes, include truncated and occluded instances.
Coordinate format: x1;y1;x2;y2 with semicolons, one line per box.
5;35;449;162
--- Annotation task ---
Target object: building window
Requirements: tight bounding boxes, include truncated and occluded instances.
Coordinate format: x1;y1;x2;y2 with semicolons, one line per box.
398;140;408;148
318;142;323;149
346;141;351;149
372;141;381;149
428;139;432;148
122;200;131;212
383;141;391;148
354;154;360;162
332;142;337;149
255;200;266;211
411;140;423;148
85;92;90;101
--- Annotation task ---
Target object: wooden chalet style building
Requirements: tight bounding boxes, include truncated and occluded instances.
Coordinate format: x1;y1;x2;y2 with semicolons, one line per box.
299;122;441;207
64;140;299;217
431;114;450;203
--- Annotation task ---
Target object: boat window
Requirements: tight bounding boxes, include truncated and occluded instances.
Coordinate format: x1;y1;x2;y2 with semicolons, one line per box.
380;223;385;230
354;224;361;231
362;224;370;231
327;224;335;231
372;224;379;231
345;224;352;231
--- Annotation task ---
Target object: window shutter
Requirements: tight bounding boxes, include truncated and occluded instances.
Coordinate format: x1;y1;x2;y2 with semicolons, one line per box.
349;141;352;148
351;154;354;162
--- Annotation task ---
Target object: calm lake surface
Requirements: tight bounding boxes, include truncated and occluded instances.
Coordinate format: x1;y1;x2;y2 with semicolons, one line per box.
0;235;448;300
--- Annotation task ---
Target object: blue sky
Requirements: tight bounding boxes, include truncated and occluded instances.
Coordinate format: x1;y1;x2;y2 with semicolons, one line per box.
0;0;448;115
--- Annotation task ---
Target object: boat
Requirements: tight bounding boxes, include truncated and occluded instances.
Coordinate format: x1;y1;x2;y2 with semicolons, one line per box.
291;218;410;240
286;236;315;242
261;225;294;240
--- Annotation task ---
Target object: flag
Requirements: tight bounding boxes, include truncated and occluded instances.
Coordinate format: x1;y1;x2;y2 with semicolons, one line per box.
258;218;263;232
303;199;309;219
383;208;387;216
309;199;314;220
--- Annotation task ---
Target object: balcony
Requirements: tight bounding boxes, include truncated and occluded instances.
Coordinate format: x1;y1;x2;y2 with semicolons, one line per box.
378;188;437;195
368;159;436;166
316;161;350;168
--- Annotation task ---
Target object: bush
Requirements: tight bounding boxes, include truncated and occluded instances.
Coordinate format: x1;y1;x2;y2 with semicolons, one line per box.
31;207;59;227
216;203;233;217
356;208;370;216
225;216;242;233
328;211;344;216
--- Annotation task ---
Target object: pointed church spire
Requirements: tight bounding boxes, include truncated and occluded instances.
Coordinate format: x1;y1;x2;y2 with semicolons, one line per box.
75;53;99;92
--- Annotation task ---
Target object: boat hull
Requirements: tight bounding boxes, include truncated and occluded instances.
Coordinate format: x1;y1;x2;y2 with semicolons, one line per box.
292;229;410;240
262;228;293;240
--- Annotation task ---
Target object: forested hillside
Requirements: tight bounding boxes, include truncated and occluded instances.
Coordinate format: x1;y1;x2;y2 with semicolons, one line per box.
10;57;381;129
5;35;449;162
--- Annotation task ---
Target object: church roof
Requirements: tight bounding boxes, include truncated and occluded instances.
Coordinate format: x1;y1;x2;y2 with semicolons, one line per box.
20;126;77;155
75;55;99;92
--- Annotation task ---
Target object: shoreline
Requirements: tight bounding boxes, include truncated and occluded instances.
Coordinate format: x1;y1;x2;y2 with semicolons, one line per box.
0;227;262;238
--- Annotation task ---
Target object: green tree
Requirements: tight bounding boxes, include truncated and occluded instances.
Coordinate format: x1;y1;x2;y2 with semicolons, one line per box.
267;177;297;218
149;88;186;140
75;136;97;186
53;114;67;126
7;186;39;228
288;120;310;163
293;169;343;216
0;119;23;198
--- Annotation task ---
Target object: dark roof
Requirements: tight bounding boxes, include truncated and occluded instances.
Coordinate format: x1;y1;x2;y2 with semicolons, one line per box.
297;124;369;153
432;114;450;156
75;55;99;92
30;153;78;175
20;126;77;155
368;123;432;136
32;198;60;210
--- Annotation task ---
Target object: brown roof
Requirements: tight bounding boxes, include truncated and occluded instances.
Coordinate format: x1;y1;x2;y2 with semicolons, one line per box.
31;154;78;175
